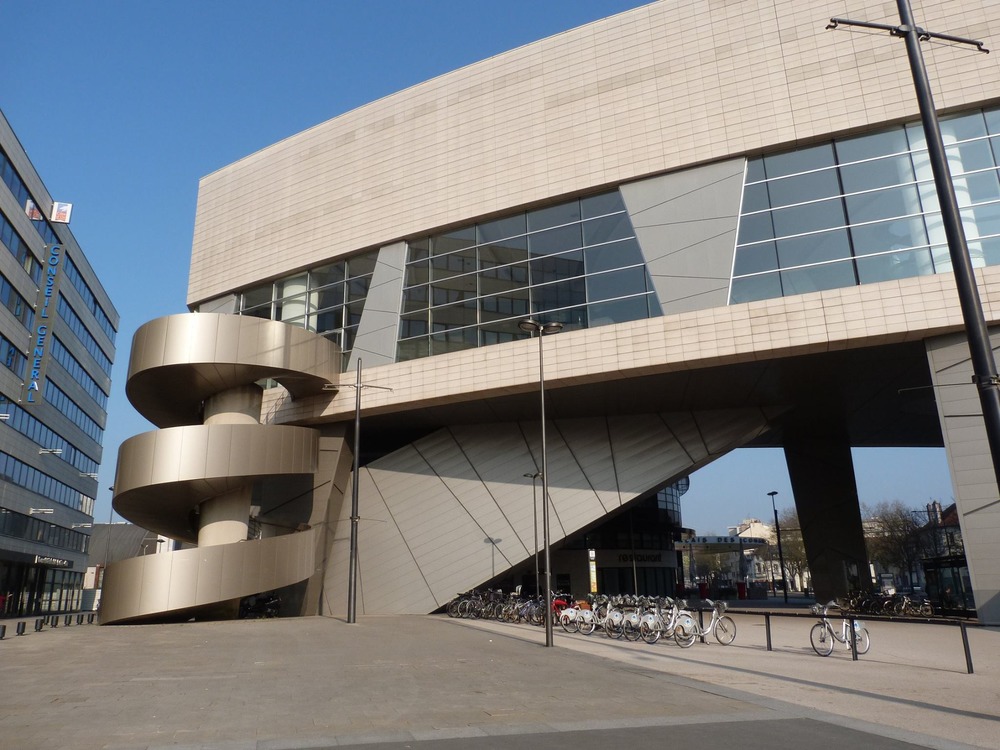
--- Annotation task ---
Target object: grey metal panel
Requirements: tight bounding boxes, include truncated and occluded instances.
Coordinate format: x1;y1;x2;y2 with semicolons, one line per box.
195;548;224;604
197;295;238;314
114;424;319;541
558;417;620;512
350;408;782;614
101;529;317;624
348;242;407;371
166;550;201;611
126;314;340;427
927;331;1000;623
620;158;746;316
219;540;247;595
356;466;439;613
136;552;173;618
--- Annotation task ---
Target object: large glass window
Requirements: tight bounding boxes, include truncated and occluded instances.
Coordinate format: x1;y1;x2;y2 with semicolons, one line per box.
732;105;1000;304
397;190;657;360
236;249;379;368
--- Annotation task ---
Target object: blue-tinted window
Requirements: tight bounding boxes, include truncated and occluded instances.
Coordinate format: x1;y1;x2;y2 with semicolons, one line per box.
733;105;1000;305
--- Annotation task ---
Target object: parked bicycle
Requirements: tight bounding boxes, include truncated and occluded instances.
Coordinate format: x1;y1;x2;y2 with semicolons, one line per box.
810;600;870;656
637;596;682;644
673;598;736;647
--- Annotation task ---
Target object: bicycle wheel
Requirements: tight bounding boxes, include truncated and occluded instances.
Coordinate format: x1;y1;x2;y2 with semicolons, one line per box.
604;620;624;639
714;615;737;645
810;622;834;656
674;628;697;648
853;626;871;655
640;620;661;644
578;615;597;636
560;612;579;633
447;599;462;618
623;619;643;641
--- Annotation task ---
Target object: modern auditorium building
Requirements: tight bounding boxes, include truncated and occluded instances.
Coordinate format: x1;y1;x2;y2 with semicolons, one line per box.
102;0;1000;624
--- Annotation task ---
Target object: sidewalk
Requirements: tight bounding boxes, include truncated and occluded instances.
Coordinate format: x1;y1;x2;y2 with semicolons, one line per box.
1;613;997;749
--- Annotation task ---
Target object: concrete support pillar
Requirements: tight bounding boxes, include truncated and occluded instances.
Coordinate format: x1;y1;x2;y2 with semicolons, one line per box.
203;384;263;425
198;486;252;547
197;384;262;548
783;429;870;602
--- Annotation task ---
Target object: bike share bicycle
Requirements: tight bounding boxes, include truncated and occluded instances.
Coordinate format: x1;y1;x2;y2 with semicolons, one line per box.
673;598;736;647
810;600;870;656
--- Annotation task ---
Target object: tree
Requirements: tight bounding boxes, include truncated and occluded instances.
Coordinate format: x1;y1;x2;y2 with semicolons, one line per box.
863;500;921;584
777;507;809;590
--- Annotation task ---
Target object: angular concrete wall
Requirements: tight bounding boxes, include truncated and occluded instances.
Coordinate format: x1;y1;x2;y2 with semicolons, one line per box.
321;407;782;615
927;331;1000;624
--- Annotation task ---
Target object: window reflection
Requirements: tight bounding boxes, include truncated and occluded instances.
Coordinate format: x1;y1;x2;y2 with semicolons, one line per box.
733;104;1000;306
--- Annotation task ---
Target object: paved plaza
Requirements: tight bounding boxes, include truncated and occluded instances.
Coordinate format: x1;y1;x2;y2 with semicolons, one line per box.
1;611;998;749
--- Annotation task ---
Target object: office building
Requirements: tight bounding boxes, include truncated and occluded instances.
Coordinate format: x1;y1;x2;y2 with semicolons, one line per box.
0;109;118;617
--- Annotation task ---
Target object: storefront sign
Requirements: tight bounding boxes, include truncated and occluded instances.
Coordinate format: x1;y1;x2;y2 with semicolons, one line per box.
34;555;72;568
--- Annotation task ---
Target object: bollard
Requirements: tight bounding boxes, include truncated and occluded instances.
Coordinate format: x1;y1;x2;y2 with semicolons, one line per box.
847;615;858;661
76;614;84;625
0;624;5;640
764;613;773;651
87;613;95;624
16;621;26;636
35;618;44;632
51;616;58;627
698;608;706;644
960;622;975;674
64;614;72;626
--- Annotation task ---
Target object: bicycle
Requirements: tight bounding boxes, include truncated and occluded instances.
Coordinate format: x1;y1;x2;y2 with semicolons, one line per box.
638;596;682;644
809;601;870;657
673;599;736;647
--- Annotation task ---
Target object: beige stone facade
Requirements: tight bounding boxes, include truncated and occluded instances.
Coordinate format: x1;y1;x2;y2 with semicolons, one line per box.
105;0;1000;624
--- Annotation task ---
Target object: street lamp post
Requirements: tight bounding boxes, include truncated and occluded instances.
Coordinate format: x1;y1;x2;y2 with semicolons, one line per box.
768;490;788;603
519;318;563;647
484;537;503;578
523;471;541;596
342;358;392;624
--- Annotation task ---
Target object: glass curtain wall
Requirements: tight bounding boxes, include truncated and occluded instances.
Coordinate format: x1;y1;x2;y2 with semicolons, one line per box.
733;107;1000;303
398;190;656;360
238;250;379;367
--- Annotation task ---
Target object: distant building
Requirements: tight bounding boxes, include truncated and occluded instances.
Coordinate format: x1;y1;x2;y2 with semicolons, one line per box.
0;110;118;618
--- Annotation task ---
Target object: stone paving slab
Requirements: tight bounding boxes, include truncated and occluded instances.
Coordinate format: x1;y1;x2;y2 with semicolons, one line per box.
0;613;996;750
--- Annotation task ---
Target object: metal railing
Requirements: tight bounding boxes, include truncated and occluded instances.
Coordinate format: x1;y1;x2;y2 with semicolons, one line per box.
727;605;980;674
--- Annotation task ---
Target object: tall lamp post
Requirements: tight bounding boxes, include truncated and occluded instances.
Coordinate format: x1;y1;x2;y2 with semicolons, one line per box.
519;318;562;647
342;358;392;624
767;490;788;603
523;471;541;596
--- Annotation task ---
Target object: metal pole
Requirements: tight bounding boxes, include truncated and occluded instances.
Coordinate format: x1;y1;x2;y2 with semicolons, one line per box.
829;6;1000;495
769;491;787;603
894;0;1000;489
347;359;362;624
629;509;638;594
524;472;540;596
539;330;553;647
960;621;975;674
533;477;539;597
102;488;114;589
520;318;562;647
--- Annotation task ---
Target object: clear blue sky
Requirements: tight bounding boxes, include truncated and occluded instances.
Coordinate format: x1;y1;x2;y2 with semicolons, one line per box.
0;1;954;533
